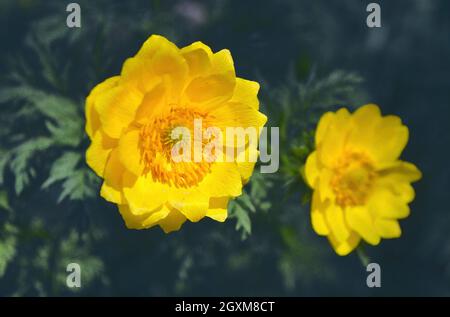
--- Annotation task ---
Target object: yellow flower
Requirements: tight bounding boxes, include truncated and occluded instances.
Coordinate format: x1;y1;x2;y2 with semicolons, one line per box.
305;104;421;255
85;35;266;232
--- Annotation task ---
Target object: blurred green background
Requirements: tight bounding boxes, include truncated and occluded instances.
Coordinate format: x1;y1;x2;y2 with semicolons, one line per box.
0;0;448;296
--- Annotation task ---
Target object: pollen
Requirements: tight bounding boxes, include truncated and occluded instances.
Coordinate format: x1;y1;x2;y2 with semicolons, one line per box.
330;151;376;207
138;107;214;188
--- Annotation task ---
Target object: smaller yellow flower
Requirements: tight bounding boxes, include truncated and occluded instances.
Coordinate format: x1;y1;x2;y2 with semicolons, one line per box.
305;104;421;255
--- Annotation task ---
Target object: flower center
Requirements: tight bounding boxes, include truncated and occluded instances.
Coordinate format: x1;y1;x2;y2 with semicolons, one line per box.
138;107;213;188
330;151;376;207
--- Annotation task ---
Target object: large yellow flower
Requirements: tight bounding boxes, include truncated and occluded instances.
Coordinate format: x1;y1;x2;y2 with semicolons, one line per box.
305;104;421;255
85;35;266;232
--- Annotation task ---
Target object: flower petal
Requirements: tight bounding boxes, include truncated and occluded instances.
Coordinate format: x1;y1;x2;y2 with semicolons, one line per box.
305;151;320;189
197;162;243;197
141;204;172;228
134;81;168;123
185;73;235;105
100;148;124;204
135;34;180;60
369;186;411;219
359;114;409;164
319;108;351;167
169;188;209;222
158;208;187;233
210;101;267;129
206;196;230;222
211;49;235;76
120;57;161;93
324;204;351;243
328;231;361;256
151;47;188;102
122;171;169;215
86;131;117;177
85;76;120;138
230;78;260;110
315;111;334;147
180;41;213;77
95;84;143;138
374;218;402;238
118;204;152;229
311;191;330;236
118;128;144;176
346;206;380;245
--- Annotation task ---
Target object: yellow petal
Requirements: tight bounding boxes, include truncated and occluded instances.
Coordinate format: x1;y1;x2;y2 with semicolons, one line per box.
120;57;161;93
369;187;410;219
315;111;334;147
378;161;422;183
101;182;122;205
377;169;417;204
85;76;120;138
95;84;143;138
122;171;169;215
197;162;243;197
158;208;187;233
169;188;209;222
135;34;180;61
374;218;402;238
85;131;117;177
141;205;172;228
230;78;260;110
180;41;213;77
328;231;361;256
310;191;330;235
119;204;172;230
305;151;320;189
211;49;235;76
346;206;380;245
324;204;351;243
237;161;256;185
151;47;188;102
117;128;144;176
134;81;168;123
118;204;152;229
210;101;267;130
348;104;382;148
100;148;124;204
185;73;235;105
361;115;409;164
206;196;230;222
319;108;351;167
318;168;334;202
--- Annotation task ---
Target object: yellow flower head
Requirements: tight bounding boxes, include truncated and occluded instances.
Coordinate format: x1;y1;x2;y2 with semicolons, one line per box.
305;104;421;255
85;35;267;232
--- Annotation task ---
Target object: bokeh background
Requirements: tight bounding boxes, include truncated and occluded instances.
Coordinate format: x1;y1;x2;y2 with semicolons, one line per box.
0;0;448;296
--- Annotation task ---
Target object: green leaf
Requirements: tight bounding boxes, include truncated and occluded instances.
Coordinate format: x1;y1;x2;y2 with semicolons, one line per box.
0;190;11;212
0;223;18;278
42;152;81;189
0;86;79;122
0;149;11;185
230;202;252;240
41;151;97;203
235;192;256;213
57;168;96;203
10;137;54;194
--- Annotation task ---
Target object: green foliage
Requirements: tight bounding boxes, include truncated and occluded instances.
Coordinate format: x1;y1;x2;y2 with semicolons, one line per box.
0;8;100;294
0;27;89;198
229;197;253;240
42;152;97;203
0;223;18;278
